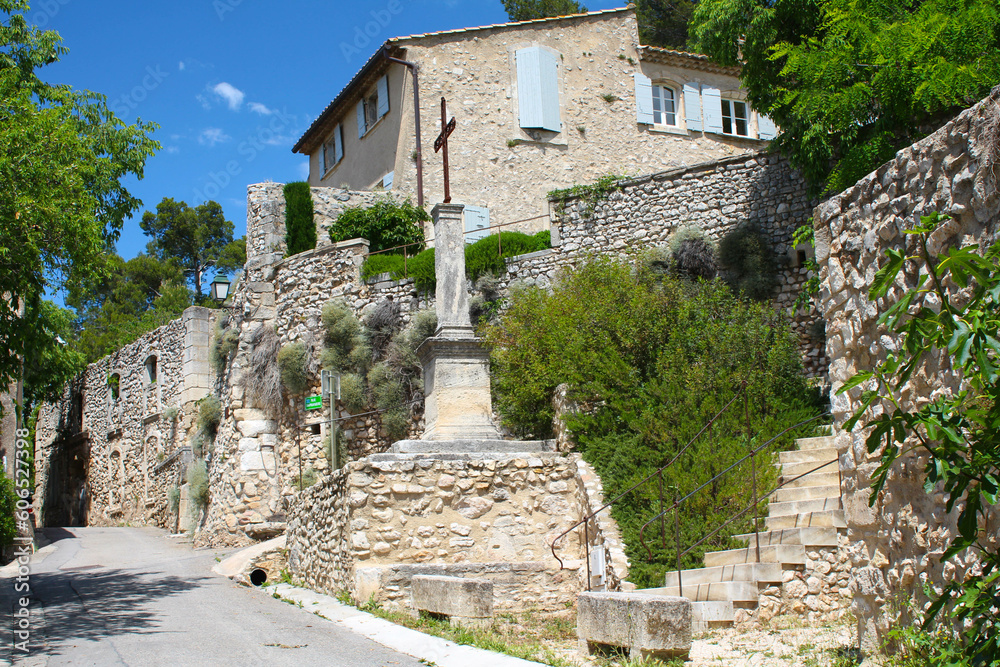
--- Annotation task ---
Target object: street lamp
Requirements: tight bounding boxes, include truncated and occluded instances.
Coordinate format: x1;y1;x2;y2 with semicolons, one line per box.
211;274;231;303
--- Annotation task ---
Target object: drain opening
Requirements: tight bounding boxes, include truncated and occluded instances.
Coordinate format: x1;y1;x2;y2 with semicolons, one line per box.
250;569;268;586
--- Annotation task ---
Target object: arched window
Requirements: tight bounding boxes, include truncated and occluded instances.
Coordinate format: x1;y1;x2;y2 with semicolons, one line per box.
108;373;121;403
145;356;158;384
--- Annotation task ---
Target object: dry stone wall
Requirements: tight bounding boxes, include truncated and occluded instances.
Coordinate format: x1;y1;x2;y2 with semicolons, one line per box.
815;86;1000;650
287;453;593;612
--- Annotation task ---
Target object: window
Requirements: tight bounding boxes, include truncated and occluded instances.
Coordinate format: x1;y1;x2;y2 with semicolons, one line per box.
356;74;390;138
721;99;749;137
322;124;343;173
516;46;562;133
651;85;677;126
144;356;157;384
108;373;120;402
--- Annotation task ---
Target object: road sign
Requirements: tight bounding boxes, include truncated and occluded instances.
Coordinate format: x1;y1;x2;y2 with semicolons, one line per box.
305;395;322;411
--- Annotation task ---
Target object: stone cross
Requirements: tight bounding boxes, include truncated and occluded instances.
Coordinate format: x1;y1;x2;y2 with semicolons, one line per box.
430;203;473;339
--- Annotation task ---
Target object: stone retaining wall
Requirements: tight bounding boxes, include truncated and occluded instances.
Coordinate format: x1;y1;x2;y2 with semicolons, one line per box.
816;86;1000;650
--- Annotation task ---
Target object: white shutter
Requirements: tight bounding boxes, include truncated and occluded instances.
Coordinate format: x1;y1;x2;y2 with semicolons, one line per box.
334;123;344;163
516;47;562;132
382;171;394;189
702;86;724;134
758;114;777;140
683;82;702;132
320;143;328;174
377;75;390;118
464;206;491;243
634;73;654;125
357;101;367;138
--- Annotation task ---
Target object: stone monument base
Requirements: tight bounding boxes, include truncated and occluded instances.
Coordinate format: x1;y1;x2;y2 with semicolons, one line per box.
417;335;502;441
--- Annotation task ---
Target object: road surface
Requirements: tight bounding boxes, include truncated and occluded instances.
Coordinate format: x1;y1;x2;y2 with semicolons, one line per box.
2;526;424;666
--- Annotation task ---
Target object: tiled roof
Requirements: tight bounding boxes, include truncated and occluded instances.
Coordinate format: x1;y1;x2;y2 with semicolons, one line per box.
637;45;740;75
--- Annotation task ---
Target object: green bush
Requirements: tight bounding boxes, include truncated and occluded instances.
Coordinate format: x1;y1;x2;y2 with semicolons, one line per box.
718;224;778;300
284;182;317;256
380;408;410;441
197;395;222;435
339;372;367;413
187;460;210;511
668;226;717;280
0;475;18;549
329;195;428;254
210;326;239;371
321;301;363;371
297;467;318;491
361;253;406;281
277;342;310;395
483;257;821;586
168;486;181;513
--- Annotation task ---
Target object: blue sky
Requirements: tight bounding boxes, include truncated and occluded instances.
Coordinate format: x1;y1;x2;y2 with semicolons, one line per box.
36;0;622;266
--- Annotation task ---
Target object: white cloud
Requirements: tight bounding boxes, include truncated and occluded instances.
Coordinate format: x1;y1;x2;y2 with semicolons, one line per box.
166;146;180;154
261;134;294;147
212;82;245;111
178;61;185;71
249;102;276;116
196;94;212;111
198;128;231;147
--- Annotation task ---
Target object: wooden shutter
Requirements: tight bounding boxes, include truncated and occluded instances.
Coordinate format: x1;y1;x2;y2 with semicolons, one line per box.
683;83;702;131
320;143;328;174
357;101;367;138
702;86;724;134
334;123;344;164
758;114;777;140
634;73;654;125
516;47;562;132
377;75;390;118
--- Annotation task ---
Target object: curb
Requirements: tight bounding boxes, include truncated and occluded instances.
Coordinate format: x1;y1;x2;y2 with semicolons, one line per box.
265;583;547;667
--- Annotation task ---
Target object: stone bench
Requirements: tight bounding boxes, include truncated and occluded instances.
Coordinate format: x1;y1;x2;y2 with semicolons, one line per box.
577;592;691;660
411;575;493;627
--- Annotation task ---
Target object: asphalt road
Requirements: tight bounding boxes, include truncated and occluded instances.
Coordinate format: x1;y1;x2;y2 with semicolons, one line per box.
3;527;425;667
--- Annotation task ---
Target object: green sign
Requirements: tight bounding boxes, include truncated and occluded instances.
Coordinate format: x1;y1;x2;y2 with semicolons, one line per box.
304;395;322;411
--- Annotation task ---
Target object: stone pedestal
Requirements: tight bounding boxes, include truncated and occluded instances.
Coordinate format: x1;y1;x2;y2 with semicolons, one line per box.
417;337;501;441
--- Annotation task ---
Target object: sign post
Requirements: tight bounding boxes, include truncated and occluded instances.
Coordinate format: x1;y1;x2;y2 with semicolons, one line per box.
320;370;341;470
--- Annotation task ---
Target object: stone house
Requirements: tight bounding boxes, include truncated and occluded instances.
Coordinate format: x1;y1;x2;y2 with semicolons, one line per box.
292;7;775;234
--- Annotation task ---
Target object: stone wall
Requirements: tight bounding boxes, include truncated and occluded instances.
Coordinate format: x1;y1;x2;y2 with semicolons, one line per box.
815;86;1000;650
34;308;218;529
287;453;593;612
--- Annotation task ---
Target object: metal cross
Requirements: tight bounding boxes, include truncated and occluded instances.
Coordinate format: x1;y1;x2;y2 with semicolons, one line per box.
434;97;456;203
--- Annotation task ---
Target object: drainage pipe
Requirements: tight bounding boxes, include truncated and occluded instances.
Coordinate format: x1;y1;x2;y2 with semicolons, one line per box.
382;50;424;207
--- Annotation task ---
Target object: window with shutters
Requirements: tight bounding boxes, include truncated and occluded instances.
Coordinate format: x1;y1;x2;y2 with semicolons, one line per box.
652;84;677;127
515;46;562;133
721;98;749;137
357;74;391;138
322;123;344;173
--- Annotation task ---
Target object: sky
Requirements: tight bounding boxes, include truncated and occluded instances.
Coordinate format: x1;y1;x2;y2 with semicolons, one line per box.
35;0;623;267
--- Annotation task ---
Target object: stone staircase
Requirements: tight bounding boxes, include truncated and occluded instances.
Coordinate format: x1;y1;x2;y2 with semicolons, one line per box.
636;434;845;631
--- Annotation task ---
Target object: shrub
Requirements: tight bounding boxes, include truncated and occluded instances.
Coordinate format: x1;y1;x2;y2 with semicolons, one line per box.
405;247;437;292
668;226;717;280
365;300;401;362
241;326;282;410
187;460;210;510
210;327;240;371
361;253;405;281
321;300;363;371
284;182;316;256
168;486;181;513
329;195;428;254
163;406;179;421
197;395;222;435
380;408;410;441
339;373;366;413
406;310;438;349
465;231;550;282
297;467;318;490
277;342;310;395
483;256;822;585
718;223;778;300
0;475;17;548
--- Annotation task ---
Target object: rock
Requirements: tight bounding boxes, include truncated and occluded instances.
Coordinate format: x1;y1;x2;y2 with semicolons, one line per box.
456;497;494;520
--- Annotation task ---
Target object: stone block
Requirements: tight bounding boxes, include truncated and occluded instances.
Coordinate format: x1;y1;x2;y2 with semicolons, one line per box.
240;451;265;471
239;420;277;437
411;575;493;624
577;592;691;660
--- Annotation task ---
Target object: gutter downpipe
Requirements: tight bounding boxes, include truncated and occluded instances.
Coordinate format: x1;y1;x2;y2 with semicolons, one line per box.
382;49;424;207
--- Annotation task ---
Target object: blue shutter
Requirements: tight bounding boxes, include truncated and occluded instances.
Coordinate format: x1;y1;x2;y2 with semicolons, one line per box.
758;114;777;140
382;171;394;190
683;83;702;132
334;123;344;164
702;86;724;134
357;101;367;138
320;143;328;174
464;206;491;243
517;47;561;132
634;73;654;125
377;75;390;118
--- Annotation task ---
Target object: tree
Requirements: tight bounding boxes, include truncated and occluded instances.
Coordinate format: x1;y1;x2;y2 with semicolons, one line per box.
140;198;241;300
690;0;1000;194
502;0;586;22
635;0;697;51
329;196;428;255
0;0;159;412
283;182;316;256
21;298;85;415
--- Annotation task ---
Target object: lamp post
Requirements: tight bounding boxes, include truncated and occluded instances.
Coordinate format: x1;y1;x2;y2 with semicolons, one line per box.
210;274;231;303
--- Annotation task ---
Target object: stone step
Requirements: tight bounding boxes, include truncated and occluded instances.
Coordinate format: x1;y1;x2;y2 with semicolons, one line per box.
779;448;841;465
767;497;843;517
662;562;783;587
771;484;841;503
794;436;838;450
779;470;841;489
691;601;734;633
780;459;838;478
703;544;806;568
733;527;840;548
765;510;846;530
640;581;759;604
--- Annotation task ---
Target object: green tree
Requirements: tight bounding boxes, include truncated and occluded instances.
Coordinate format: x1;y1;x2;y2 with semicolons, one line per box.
0;0;159;409
283;182;316;256
21;298;85;416
690;0;1000;193
140;198;240;300
635;0;698;51
840;212;1000;663
502;0;586;22
329;196;428;255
